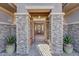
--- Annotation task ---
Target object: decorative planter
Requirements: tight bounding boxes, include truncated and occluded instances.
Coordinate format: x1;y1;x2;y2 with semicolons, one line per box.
64;44;73;54
6;44;15;54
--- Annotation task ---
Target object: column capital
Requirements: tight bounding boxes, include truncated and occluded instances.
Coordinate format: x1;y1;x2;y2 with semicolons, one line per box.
14;13;26;15
48;12;65;18
53;12;65;15
14;12;31;18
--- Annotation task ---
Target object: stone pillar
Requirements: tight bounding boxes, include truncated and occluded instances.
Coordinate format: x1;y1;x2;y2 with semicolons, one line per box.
50;11;64;55
16;12;30;55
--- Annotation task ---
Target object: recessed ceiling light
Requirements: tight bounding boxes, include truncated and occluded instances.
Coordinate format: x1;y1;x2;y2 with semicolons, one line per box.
38;16;41;19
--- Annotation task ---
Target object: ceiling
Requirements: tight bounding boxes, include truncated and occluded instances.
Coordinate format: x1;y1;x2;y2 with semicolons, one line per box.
28;9;50;19
29;9;50;16
63;3;79;16
0;3;79;16
0;3;16;13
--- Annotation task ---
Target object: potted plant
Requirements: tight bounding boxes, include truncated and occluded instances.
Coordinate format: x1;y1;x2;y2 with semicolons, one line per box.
63;35;73;54
6;35;16;54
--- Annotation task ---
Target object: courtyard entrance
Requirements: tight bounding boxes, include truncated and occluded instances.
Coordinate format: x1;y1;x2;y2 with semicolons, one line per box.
29;9;51;46
16;5;64;55
27;9;52;55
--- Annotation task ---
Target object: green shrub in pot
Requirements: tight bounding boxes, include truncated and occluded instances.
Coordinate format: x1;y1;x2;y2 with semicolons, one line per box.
63;35;73;54
6;35;16;54
64;35;72;44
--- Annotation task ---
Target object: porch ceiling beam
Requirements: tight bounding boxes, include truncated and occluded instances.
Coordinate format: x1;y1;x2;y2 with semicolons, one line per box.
63;3;79;16
0;6;15;25
0;3;16;13
64;4;79;17
30;14;49;16
0;6;14;17
8;3;16;10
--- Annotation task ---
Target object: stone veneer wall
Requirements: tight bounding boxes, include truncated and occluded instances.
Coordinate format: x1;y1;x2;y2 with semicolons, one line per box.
67;24;79;52
63;24;79;52
0;24;16;52
63;24;68;35
10;26;16;37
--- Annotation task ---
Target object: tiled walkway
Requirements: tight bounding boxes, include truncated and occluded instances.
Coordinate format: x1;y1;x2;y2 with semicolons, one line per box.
28;41;52;56
28;42;42;56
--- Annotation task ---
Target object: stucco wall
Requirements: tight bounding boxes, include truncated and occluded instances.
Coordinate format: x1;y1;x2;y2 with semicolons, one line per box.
0;11;13;24
65;9;79;24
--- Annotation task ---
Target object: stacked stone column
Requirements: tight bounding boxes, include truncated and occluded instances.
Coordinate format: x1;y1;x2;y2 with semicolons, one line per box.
16;12;30;55
50;12;64;55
